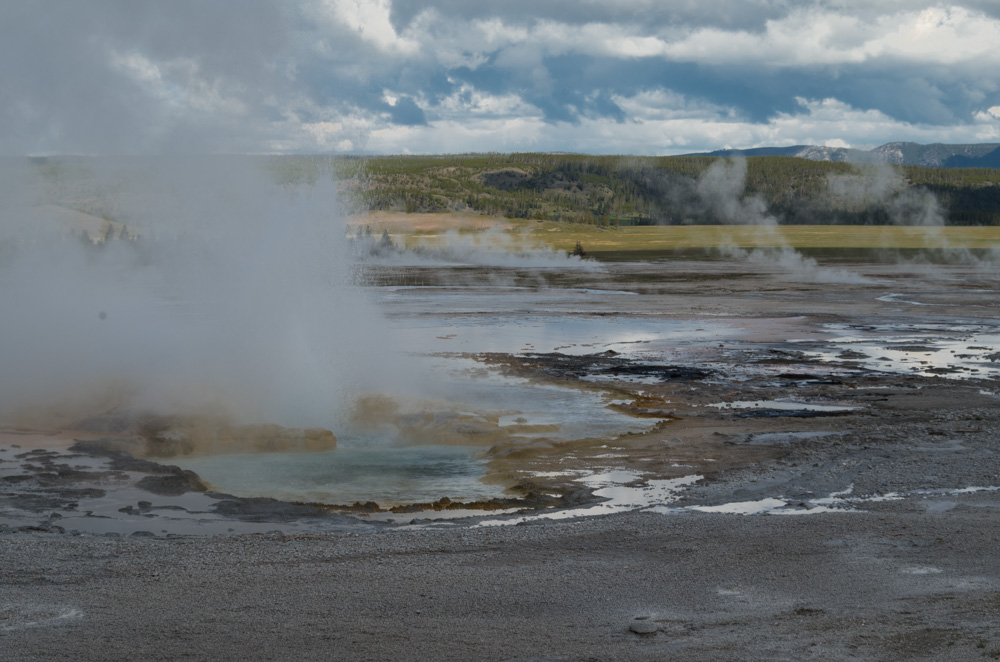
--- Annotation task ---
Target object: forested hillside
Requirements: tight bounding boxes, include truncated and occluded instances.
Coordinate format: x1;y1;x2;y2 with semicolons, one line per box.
691;141;1000;168
34;153;998;227
272;153;1000;226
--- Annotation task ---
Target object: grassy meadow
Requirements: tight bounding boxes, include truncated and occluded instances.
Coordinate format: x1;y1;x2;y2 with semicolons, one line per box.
351;212;1000;260
527;222;1000;253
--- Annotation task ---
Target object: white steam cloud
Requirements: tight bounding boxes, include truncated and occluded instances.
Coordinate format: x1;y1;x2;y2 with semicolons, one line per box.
694;158;873;284
828;163;1000;267
0;157;401;430
352;226;601;270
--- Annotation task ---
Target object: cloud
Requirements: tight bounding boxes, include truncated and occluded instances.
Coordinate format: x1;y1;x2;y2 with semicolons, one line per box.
387;0;789;34
385;95;428;125
258;1;1000;150
612;89;737;122
361;94;1000;155
3;1;999;155
314;0;420;55
974;106;1000;122
435;83;537;118
659;5;1000;67
0;0;288;154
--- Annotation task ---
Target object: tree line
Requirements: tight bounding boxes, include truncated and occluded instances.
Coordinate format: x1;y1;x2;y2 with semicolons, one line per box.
269;153;1000;226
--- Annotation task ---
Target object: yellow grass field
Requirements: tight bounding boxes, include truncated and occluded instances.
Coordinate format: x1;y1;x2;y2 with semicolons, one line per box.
350;212;1000;254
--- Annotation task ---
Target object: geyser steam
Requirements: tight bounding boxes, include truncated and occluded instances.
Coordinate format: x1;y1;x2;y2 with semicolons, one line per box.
0;156;398;431
352;226;601;270
695;158;872;284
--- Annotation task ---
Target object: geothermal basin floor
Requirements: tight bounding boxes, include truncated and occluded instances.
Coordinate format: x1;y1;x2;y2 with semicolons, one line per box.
2;259;1000;660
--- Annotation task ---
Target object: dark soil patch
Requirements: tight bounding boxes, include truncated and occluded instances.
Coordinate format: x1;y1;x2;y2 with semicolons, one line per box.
510;351;714;382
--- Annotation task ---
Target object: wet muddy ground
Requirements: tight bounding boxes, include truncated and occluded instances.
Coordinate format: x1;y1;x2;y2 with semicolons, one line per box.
2;258;999;660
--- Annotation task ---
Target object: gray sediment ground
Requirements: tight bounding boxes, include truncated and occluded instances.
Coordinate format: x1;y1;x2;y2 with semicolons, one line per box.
2;259;999;660
2;497;999;661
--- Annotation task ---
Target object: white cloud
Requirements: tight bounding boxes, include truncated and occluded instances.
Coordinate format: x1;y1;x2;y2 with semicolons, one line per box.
530;21;670;58
611;89;736;121
109;51;248;118
660;5;1000;67
973;106;1000;122
470;17;531;47
367;116;545;154
868;6;1000;64
319;0;419;54
344;93;1000;156
436;83;538;117
315;3;1000;72
5;1;999;155
764;98;904;146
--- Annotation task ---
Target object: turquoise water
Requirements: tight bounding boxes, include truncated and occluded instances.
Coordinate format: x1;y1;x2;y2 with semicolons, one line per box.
173;445;504;506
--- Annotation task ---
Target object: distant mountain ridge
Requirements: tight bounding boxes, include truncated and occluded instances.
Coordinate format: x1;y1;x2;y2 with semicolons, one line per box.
686;142;1000;168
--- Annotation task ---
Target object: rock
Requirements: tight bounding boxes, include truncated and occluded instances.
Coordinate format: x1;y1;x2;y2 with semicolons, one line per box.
630;620;659;635
564;488;593;506
135;471;207;496
211;497;334;522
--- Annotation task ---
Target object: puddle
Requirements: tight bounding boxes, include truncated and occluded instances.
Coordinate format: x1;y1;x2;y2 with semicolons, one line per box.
475;472;703;527
876;293;936;306
708;400;862;412
685;498;797;515
651;485;999;517
912;486;1000;496
799;323;1000;380
403;356;663;440
387;313;754;357
654;494;858;516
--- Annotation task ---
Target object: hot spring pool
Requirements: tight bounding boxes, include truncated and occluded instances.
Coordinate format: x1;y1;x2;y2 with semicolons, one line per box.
172;444;505;506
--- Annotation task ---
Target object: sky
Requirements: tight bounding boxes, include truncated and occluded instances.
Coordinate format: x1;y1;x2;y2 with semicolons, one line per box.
3;0;1000;156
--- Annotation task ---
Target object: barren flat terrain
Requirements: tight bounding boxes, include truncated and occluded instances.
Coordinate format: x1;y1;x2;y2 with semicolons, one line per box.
3;244;999;661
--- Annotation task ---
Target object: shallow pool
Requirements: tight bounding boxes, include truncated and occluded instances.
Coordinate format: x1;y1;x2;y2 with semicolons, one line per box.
173;445;506;506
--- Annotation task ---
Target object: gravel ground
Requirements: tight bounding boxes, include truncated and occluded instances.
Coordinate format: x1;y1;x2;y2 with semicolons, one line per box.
2;496;999;661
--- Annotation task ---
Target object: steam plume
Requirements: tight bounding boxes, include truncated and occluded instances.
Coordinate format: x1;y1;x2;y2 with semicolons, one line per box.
694;158;872;284
352;226;601;270
0;157;399;430
828;163;1000;268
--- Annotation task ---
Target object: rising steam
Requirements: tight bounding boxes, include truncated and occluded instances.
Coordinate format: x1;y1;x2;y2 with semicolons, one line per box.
351;226;601;270
827;163;1000;267
693;158;873;284
0;156;401;431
